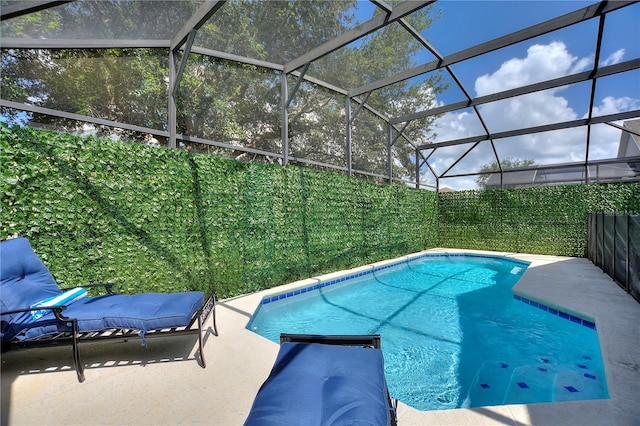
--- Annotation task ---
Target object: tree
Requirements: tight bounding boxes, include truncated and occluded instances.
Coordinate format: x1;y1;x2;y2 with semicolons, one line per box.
1;1;445;178
475;158;537;189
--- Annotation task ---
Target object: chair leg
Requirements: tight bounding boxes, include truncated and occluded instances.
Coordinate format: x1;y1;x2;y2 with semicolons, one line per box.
211;300;218;337
71;321;85;382
197;316;206;368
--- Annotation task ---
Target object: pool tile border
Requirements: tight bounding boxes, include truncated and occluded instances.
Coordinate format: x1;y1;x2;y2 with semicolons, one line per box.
257;251;597;331
513;294;597;330
261;268;375;305
260;252;529;306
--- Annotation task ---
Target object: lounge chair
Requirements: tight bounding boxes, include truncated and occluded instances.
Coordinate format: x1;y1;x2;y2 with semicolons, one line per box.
244;333;397;426
0;237;217;382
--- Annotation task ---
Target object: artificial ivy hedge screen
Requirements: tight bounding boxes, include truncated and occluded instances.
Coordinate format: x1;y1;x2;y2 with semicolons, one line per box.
2;125;638;298
438;184;639;256
1;125;438;298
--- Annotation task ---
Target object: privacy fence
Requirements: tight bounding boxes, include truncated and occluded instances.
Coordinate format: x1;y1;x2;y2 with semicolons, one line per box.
588;212;640;302
438;184;640;257
2;125;639;298
0;125;438;298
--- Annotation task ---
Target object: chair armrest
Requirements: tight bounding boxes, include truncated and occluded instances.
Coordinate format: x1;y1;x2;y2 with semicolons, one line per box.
1;305;68;318
61;283;116;294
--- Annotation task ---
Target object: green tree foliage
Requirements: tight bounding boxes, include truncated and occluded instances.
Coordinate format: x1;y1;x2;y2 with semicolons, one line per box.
475;158;537;189
2;48;169;133
1;1;445;178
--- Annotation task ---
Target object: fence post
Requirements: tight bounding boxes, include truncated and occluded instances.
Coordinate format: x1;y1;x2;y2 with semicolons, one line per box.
600;211;605;269
626;211;630;293
587;212;592;261
612;212;616;281
592;212;596;261
591;212;595;261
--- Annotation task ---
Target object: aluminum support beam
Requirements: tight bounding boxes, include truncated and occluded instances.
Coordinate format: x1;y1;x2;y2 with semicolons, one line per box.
585;12;607;166
189;46;284;71
391;123;409;146
440;142;481;178
285;63;311;109
170;0;226;51
350;92;372;123
0;1;71;20
168;49;178;149
172;30;197;97
417;110;640;151
351;0;634;97
441;155;640;179
387;124;393;183
0;38;169;49
392;59;640;125
0;99;170;137
346;97;352;175
284;0;435;73
177;134;285;159
415;147;420;189
282;73;289;165
413;147;437;189
605;122;640;137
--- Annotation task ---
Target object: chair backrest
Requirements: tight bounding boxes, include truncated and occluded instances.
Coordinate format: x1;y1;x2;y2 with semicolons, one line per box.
1;237;62;340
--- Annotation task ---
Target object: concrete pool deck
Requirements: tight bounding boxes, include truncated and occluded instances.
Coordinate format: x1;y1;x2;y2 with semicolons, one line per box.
2;249;639;425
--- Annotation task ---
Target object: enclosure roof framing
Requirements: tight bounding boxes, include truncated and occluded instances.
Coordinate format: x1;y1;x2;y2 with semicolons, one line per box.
394;59;640;125
1;0;639;190
170;0;226;51
0;1;72;21
350;0;634;98
418;110;640;151
283;0;435;73
0;38;169;49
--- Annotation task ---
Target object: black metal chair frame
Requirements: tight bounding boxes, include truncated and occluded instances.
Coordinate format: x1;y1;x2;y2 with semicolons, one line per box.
1;283;217;383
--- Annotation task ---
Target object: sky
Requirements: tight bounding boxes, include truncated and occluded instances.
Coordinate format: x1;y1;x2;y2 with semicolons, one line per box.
392;0;640;189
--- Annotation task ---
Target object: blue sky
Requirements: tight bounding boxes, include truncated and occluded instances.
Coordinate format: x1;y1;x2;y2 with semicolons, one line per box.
360;0;640;189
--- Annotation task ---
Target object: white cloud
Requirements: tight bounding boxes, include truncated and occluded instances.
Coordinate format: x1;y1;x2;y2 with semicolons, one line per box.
590;96;640;117
425;41;639;190
585;96;640;160
600;49;625;67
474;41;590;96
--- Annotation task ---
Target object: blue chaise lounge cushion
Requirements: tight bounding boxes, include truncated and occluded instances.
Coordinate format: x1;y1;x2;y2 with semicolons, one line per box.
62;292;203;333
244;342;392;425
1;237;66;341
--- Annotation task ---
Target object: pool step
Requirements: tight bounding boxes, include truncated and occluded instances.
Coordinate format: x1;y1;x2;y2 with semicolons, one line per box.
553;369;607;401
503;363;606;404
465;360;607;407
464;361;514;407
503;364;556;405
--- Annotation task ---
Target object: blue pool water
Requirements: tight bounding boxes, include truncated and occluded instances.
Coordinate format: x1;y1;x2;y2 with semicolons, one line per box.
247;254;609;411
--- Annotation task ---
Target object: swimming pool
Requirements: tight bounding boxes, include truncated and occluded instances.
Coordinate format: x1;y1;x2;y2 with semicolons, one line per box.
247;253;609;411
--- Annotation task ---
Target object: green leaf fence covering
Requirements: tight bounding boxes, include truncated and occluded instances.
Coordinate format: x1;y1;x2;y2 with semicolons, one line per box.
2;125;638;297
1;125;438;298
438;185;639;256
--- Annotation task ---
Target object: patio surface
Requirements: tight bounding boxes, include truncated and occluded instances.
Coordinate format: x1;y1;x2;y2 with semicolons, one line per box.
2;249;639;425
